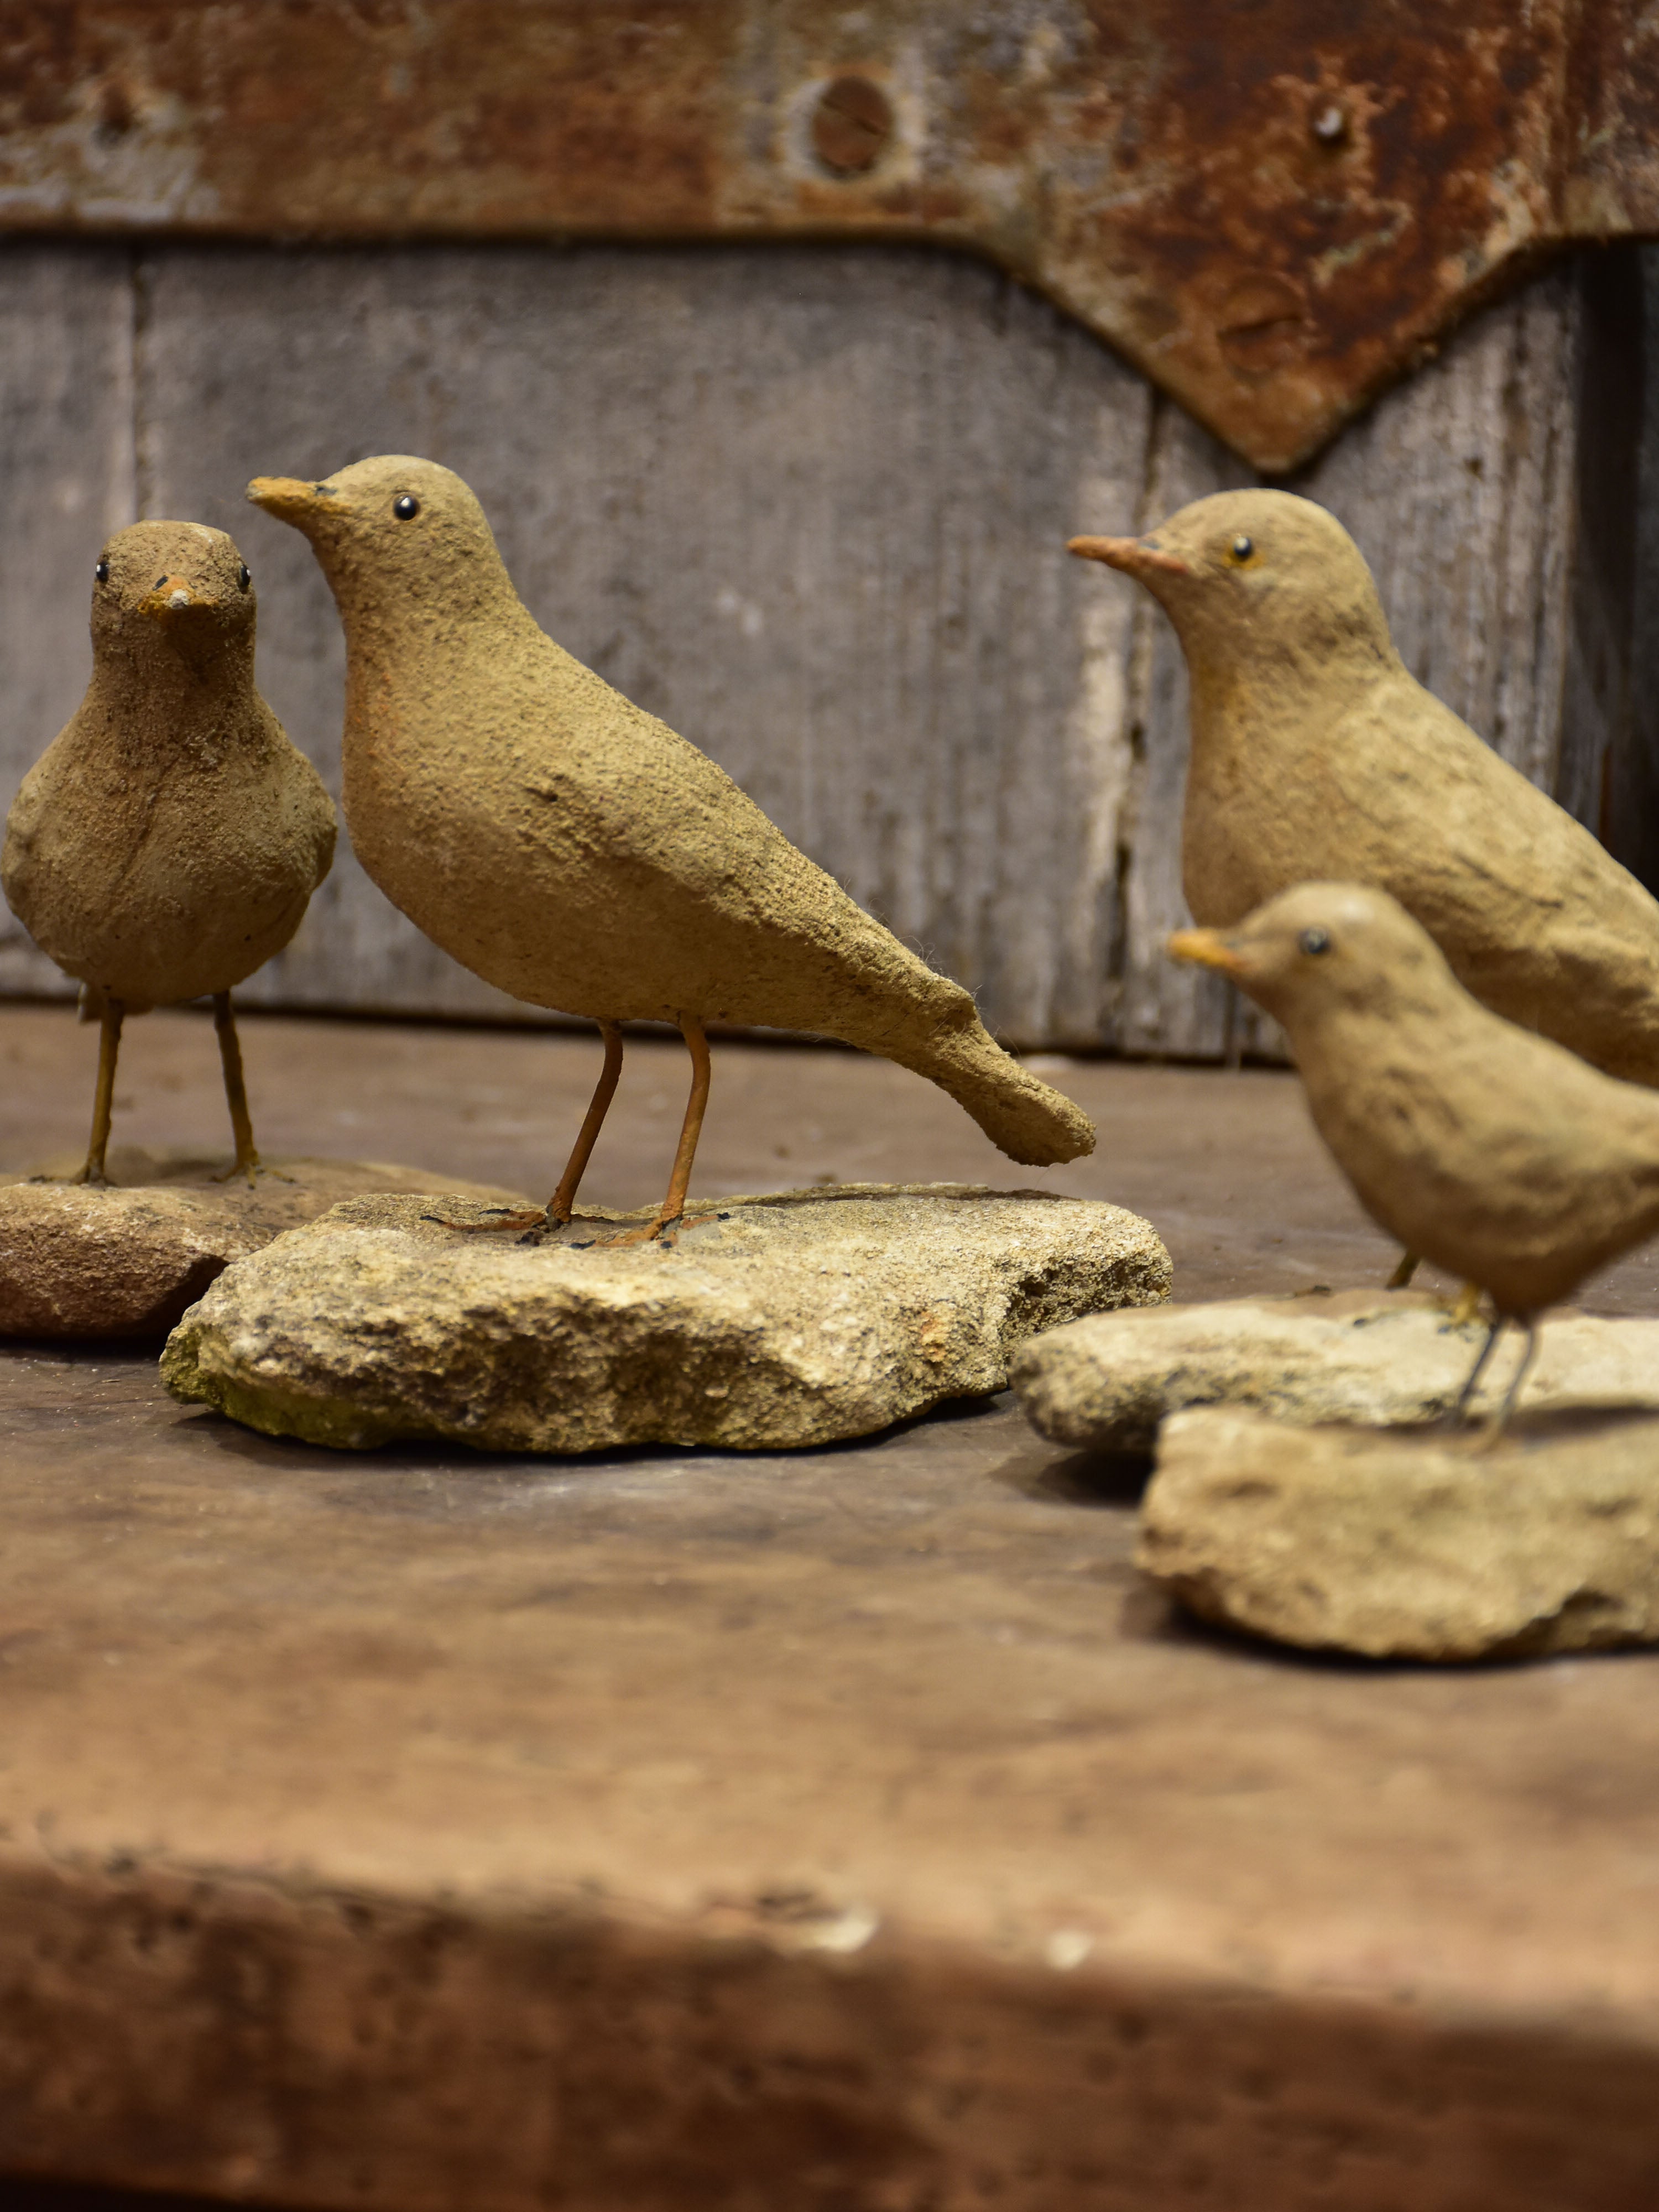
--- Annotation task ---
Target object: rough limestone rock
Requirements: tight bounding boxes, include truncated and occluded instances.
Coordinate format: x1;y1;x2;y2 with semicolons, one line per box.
1013;1291;1659;1454
0;1148;529;1339
1138;1404;1659;1661
161;1183;1170;1453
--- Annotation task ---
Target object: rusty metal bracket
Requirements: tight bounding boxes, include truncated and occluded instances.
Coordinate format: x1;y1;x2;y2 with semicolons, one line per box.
1;1;1656;471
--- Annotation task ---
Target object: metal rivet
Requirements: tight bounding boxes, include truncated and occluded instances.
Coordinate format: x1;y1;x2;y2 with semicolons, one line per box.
811;75;894;175
1311;103;1349;147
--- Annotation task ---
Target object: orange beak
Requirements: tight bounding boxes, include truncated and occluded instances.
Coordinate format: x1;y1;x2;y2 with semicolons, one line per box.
138;575;217;622
247;475;326;521
1167;927;1247;976
1068;534;1191;578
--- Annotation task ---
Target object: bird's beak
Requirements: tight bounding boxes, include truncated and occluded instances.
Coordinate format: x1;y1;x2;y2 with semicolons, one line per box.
1068;534;1191;578
247;476;328;523
1167;927;1248;977
138;575;218;623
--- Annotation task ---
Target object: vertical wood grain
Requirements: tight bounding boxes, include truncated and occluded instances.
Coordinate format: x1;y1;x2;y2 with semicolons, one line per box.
129;246;1159;1040
0;241;1640;1058
0;246;135;997
1107;257;1624;1062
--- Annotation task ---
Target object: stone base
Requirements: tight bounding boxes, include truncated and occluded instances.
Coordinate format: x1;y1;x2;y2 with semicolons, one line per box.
0;1147;531;1339
1139;1405;1659;1661
1013;1291;1659;1454
161;1183;1171;1454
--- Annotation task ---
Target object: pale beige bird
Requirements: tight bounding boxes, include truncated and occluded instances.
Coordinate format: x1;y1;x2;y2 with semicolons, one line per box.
1172;882;1659;1432
247;456;1092;1237
1072;487;1659;1295
1071;489;1659;1084
2;521;336;1185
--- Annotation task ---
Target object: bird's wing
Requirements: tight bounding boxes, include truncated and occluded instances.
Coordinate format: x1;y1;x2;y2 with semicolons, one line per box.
1316;679;1659;1066
1299;983;1659;1308
484;643;972;1040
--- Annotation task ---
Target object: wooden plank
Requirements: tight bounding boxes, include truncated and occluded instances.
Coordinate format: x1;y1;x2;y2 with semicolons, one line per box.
0;244;135;999
1;1010;1658;2210
131;243;1159;1040
0;242;1637;1055
1113;254;1626;1061
1625;253;1659;907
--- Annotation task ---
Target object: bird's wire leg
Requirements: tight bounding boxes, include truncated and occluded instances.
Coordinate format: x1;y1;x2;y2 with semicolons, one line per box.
210;992;284;1185
422;1019;628;1237
71;995;124;1186
1449;1314;1506;1427
547;1021;625;1224
601;1016;711;1248
1473;1317;1538;1453
1386;1250;1421;1290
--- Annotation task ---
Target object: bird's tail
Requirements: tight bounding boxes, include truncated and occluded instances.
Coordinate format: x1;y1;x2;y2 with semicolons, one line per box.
889;1011;1095;1166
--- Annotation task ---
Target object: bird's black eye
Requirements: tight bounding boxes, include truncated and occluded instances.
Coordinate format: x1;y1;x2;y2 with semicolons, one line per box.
1298;927;1332;956
237;563;251;591
393;494;420;520
93;559;108;583
1230;534;1255;561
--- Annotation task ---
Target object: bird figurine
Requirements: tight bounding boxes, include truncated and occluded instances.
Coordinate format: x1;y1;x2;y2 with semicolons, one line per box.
246;455;1092;1236
1171;881;1659;1435
1069;489;1659;1074
2;520;336;1186
1070;487;1659;1290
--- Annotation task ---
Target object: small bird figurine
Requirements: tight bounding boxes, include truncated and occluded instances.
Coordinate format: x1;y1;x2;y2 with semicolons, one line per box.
1070;491;1659;1087
1171;882;1659;1434
247;456;1092;1235
2;521;336;1185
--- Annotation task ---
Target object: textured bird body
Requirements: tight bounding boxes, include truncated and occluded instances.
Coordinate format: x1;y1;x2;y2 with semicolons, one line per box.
1073;491;1659;1087
250;457;1092;1168
2;521;335;1013
1173;883;1659;1317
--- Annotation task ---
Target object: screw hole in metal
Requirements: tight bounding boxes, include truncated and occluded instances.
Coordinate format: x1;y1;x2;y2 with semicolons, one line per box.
811;76;893;175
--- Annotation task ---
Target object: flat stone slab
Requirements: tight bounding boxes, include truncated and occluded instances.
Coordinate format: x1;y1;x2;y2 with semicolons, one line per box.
1139;1404;1659;1661
161;1182;1170;1453
1013;1290;1659;1453
0;1147;531;1339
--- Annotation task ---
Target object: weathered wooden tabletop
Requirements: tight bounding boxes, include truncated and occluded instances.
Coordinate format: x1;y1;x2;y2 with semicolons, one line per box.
1;1002;1657;2212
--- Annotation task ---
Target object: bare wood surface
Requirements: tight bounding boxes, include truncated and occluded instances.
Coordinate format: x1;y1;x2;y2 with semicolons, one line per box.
0;1003;1657;2210
0;242;1641;1056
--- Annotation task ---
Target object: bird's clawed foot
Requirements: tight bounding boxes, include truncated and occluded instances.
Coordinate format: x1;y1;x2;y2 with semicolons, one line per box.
420;1205;549;1234
209;1151;291;1188
1444;1281;1484;1329
592;1211;684;1250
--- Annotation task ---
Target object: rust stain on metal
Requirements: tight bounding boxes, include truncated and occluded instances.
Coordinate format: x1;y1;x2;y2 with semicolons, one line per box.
0;0;1652;469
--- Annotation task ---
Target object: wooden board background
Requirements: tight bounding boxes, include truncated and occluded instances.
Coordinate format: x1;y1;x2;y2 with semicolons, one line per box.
0;239;1644;1056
